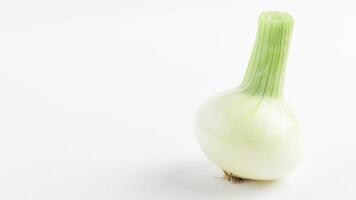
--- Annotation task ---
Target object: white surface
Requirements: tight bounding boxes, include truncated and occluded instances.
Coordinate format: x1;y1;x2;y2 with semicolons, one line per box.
0;0;356;199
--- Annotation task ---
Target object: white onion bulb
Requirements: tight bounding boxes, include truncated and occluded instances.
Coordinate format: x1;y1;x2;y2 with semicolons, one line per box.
195;11;302;181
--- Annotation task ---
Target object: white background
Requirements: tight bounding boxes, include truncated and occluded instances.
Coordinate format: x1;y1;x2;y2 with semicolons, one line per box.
0;0;355;199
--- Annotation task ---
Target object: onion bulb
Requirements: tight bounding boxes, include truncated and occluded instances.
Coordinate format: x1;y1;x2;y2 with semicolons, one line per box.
195;11;301;181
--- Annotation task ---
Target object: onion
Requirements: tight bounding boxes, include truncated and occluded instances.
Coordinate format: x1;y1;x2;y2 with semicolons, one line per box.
195;11;302;181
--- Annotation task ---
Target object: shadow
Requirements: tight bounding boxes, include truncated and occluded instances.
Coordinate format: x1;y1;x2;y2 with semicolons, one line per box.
131;160;283;199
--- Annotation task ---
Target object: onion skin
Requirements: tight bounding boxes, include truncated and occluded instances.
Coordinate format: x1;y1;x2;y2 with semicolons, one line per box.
195;12;302;180
195;92;301;180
